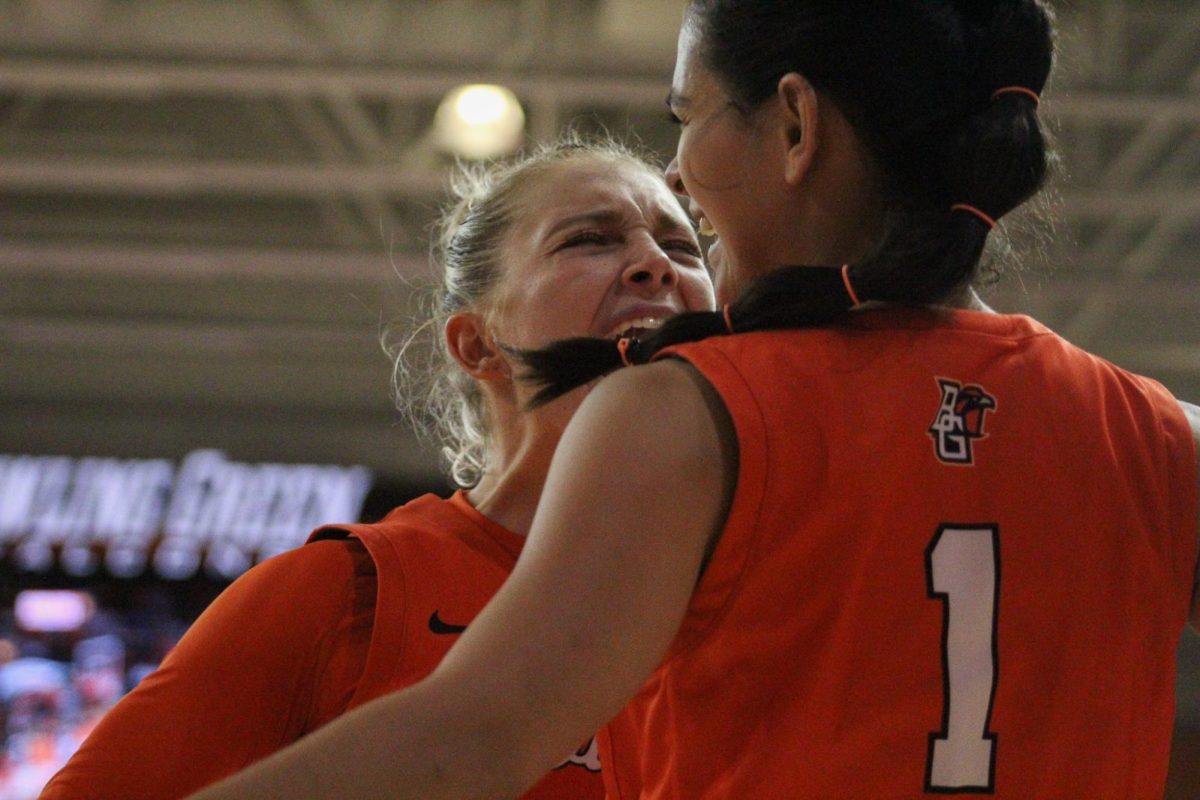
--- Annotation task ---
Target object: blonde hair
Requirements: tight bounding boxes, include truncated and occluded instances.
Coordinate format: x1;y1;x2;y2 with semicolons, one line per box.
387;132;664;487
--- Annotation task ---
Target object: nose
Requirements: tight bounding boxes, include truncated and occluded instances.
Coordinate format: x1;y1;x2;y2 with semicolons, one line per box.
622;238;678;295
664;156;688;197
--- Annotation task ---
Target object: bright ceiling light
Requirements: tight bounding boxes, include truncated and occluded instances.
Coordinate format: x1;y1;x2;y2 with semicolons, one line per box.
434;84;525;160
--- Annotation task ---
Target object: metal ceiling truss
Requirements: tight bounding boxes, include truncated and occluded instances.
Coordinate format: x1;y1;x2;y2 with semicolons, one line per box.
0;0;1197;483
993;2;1200;393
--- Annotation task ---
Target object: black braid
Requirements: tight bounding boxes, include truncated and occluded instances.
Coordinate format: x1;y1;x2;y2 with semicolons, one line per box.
513;337;629;408
520;266;855;407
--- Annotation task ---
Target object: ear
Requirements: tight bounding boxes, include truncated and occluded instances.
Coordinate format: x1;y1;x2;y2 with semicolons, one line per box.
445;313;511;381
775;73;819;186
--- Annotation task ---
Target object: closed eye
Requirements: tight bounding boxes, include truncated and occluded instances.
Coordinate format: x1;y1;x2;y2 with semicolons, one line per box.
558;230;620;250
662;238;702;259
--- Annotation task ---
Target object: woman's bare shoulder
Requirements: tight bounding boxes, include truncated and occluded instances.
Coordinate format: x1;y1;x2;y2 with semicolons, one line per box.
1182;399;1200;439
1182;400;1199;513
1181;400;1200;629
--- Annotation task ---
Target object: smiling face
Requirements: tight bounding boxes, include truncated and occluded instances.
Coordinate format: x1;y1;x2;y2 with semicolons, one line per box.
487;155;716;351
665;16;792;303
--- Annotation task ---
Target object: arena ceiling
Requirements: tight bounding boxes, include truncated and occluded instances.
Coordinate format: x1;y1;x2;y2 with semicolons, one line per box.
1;0;1198;492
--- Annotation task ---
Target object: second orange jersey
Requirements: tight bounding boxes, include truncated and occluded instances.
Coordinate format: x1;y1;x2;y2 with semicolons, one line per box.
601;308;1196;799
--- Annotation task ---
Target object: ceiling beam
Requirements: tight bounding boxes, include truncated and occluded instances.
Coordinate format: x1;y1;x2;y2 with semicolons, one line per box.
0;59;669;105
0;241;429;280
0;156;446;196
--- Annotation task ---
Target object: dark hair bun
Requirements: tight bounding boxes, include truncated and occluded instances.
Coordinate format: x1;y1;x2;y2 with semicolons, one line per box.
964;1;1054;99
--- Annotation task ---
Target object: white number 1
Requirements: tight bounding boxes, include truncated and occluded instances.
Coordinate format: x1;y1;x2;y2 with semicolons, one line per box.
925;525;1000;794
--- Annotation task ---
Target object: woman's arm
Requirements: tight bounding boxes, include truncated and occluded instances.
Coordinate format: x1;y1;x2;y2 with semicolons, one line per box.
40;539;369;800
186;359;737;800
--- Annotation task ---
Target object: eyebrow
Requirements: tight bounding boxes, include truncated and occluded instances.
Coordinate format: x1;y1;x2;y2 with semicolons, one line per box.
543;207;698;242
543;210;625;241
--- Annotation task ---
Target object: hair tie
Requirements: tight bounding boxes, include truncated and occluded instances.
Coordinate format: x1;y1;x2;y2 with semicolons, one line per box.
991;86;1041;106
950;203;998;230
722;304;735;334
616;336;634;367
841;264;862;307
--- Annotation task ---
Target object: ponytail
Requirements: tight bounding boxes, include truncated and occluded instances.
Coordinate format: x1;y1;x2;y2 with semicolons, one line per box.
802;0;1054;310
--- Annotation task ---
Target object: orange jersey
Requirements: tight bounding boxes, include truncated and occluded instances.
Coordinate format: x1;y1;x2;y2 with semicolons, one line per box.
600;308;1196;799
311;493;602;798
42;493;602;800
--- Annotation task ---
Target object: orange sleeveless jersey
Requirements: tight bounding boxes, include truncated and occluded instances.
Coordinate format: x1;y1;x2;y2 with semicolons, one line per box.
313;493;603;797
599;308;1196;799
41;493;601;800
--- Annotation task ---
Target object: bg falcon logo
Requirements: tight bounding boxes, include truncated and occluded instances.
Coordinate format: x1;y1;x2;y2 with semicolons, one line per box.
928;378;996;465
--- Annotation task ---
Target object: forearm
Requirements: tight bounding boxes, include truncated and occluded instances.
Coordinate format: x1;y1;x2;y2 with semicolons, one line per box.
186;674;532;800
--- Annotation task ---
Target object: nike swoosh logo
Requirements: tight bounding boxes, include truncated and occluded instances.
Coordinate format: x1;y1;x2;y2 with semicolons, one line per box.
428;610;468;635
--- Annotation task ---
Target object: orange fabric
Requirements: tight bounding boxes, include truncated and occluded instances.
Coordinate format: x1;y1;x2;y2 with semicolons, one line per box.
602;308;1197;799
319;492;603;798
41;493;602;800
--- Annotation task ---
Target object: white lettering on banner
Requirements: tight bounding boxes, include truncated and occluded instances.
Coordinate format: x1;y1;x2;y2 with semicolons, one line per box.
0;457;42;542
163;449;226;545
0;449;371;580
32;458;104;543
5;457;74;573
33;459;73;546
161;450;371;580
260;467;323;560
0;456;173;544
97;459;174;541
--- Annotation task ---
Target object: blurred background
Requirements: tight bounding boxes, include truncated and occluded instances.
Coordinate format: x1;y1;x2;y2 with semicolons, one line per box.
0;0;1196;796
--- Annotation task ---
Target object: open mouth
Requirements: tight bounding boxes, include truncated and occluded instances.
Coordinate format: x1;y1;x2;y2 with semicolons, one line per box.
604;316;667;340
698;218;716;237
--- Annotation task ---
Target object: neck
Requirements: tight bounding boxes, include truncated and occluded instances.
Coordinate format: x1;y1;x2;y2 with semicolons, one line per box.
788;102;883;268
855;286;995;314
464;396;577;536
938;284;995;312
